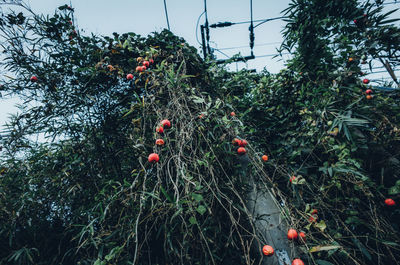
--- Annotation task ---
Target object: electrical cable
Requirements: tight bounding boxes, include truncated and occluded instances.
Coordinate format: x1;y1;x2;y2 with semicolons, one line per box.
163;0;171;31
195;11;206;45
216;42;282;51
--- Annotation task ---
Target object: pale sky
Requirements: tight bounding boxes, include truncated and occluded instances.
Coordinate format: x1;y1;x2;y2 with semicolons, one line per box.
0;0;399;132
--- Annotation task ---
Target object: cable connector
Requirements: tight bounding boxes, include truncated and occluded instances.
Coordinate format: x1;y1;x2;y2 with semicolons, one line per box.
210;22;234;28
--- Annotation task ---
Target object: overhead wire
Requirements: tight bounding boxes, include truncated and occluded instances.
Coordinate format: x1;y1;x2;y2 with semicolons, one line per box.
163;0;171;31
195;11;206;45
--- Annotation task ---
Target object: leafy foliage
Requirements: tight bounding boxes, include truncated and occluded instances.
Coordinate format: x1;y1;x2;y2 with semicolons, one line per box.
0;1;400;265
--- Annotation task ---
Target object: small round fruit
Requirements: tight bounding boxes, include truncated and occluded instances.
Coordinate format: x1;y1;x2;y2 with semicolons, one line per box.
292;258;305;265
238;139;248;147
136;57;143;62
262;245;274;256
385;198;396;206
363;78;370;84
348;57;354;62
289;176;296;183
198;114;204;119
136;66;142;72
237;147;246;155
149;58;154;64
308;215;317;223
148;153;159;163
366;95;372;100
287;229;298;240
161;119;171;129
311;209;318;215
353;19;357;24
126;73;134;80
156;126;164;134
365;89;372;95
30;76;38;82
299;232;306;241
155;139;165;146
141;66;147;71
230;112;236;117
142;60;150;67
262;155;269;162
232;138;240;146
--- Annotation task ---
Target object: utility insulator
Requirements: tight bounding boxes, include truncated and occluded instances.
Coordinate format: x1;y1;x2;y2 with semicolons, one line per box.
209;22;234;28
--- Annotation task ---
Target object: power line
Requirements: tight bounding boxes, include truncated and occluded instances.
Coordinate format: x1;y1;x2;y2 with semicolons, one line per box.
195;11;205;45
163;0;171;31
216;42;282;51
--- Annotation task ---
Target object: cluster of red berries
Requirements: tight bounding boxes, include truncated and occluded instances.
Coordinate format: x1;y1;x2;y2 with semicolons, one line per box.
148;119;171;164
231;112;269;161
126;57;155;80
261;228;306;264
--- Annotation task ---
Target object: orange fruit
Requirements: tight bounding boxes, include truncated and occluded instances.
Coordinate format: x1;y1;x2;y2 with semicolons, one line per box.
148;153;159;163
385;198;396;206
230;112;236;117
238;139;248;147
160;119;171;129
299;232;306;242
366;95;372;100
287;229;298;240
136;57;143;62
155;139;165;146
262;155;269;162
237;147;246;155
262;245;274;256
156;126;164;134
292;258;305;265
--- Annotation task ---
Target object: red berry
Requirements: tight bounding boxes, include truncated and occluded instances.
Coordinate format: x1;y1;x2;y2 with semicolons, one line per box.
148;153;159;163
141;66;147;71
262;245;274;256
308;215;317;223
155;139;165;146
290;176;296;183
160;119;171;129
262;155;269;162
299;232;306;242
363;78;370;84
232;138;241;146
237;147;246;155
156;126;164;134
292;258;305;265
353;19;357;24
142;61;150;67
126;73;134;80
238;139;248;147
365;89;372;95
30;76;38;82
136;66;142;72
385;198;396;206
230;112;236;117
287;229;298;240
311;209;318;215
149;58;154;64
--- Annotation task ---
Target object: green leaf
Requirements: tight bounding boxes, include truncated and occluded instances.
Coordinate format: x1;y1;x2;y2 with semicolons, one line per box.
352;238;372;261
196;205;207;215
310;245;341;253
189;216;197;225
192;193;203;202
315;220;327;232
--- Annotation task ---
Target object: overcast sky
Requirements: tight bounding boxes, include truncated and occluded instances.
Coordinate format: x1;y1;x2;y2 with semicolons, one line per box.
1;0;399;132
